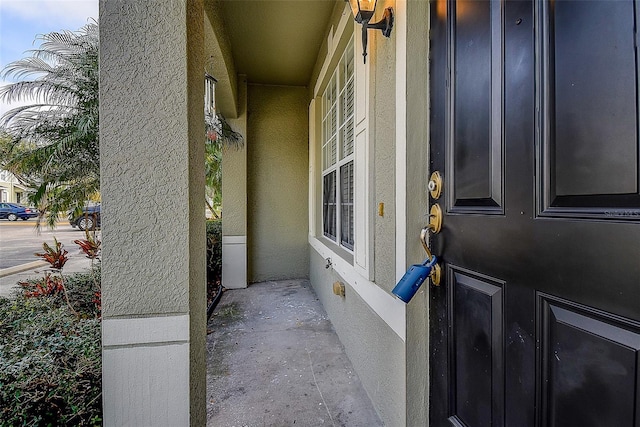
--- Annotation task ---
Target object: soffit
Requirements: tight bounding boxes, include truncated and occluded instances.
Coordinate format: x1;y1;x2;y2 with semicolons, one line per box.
217;0;338;87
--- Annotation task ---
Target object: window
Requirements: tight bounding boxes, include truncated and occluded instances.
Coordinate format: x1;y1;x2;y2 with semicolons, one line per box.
322;39;355;250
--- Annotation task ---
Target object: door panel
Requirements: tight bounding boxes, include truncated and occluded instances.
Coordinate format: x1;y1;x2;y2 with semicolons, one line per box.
450;0;504;213
449;267;505;427
551;1;637;197
539;0;640;216
538;295;640;427
429;1;640;426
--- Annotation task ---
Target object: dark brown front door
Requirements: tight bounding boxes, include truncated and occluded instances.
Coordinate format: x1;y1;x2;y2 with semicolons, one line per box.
428;1;640;426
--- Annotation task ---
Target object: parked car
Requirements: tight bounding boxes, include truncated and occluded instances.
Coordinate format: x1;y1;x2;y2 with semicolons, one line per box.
0;203;39;221
69;205;101;231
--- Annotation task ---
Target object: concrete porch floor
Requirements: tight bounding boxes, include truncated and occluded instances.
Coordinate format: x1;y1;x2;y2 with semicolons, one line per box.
206;280;382;426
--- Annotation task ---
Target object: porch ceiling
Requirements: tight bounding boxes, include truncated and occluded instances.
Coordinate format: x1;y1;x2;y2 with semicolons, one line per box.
214;0;338;87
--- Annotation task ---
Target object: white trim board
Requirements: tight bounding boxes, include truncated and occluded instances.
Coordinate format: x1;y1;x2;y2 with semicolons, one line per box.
102;315;191;425
222;235;247;289
103;314;190;347
310;236;406;341
308;98;318;237
395;0;408;283
222;235;246;245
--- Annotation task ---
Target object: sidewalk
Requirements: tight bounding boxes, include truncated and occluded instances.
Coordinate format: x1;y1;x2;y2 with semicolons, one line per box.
207;280;382;426
0;250;94;298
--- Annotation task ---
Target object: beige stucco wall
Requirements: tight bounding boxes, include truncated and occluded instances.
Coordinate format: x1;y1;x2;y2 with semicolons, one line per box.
372;0;398;293
221;77;248;289
247;85;310;282
99;0;206;424
222;77;248;237
310;250;405;425
403;1;432;424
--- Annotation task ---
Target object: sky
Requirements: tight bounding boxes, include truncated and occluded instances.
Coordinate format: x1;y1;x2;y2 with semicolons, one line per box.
0;0;98;116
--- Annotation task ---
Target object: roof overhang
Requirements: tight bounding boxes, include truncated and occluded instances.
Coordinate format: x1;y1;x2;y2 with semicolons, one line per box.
204;0;339;117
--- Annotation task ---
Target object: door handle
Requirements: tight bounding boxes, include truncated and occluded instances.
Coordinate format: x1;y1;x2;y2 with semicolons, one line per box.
420;226;442;286
420;227;434;259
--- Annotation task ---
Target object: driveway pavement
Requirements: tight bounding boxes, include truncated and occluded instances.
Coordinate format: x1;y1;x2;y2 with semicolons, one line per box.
0;220;95;297
0;220;88;269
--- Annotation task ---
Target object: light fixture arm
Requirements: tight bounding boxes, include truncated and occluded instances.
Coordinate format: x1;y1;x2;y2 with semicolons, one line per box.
359;7;394;64
360;24;369;64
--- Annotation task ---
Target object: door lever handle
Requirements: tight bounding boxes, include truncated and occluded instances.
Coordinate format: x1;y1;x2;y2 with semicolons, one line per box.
420;227;433;259
420;226;442;286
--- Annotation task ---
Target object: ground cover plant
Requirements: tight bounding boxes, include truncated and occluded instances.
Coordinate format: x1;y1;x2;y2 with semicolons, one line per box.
207;219;223;312
0;239;102;425
207;219;222;283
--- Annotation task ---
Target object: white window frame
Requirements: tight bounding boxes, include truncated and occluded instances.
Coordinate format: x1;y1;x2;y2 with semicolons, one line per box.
321;38;355;251
310;7;373;280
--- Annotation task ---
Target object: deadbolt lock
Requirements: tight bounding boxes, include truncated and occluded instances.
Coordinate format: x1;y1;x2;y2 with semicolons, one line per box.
428;203;443;234
428;171;443;199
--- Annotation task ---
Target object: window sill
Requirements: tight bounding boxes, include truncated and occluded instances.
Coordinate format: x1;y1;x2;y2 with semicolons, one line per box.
318;235;354;265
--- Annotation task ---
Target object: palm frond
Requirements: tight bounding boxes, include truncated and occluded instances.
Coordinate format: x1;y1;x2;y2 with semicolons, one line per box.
205;112;244;150
0;21;100;225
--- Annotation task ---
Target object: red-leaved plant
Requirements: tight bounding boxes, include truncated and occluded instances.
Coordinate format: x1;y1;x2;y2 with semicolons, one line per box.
74;233;101;315
24;236;103;317
20;273;64;298
34;237;68;270
74;236;101;260
32;238;77;316
92;291;102;314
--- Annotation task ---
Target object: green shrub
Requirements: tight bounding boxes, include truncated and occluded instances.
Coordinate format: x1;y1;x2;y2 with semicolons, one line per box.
0;270;102;425
18;265;101;320
206;219;222;283
64;265;102;318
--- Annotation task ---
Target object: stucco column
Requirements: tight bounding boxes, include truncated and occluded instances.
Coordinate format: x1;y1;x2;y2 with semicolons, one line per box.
99;1;206;425
222;76;248;288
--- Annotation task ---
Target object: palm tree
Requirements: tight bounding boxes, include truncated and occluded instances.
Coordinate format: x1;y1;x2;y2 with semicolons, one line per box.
0;21;99;227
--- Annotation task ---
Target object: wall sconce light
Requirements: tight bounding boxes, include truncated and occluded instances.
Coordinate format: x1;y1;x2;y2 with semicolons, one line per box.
347;0;394;63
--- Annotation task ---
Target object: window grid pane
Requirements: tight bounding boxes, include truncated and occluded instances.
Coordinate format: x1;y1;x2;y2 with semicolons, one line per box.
341;113;354;158
339;51;355;159
323;172;337;240
345;41;354;80
330;105;337;143
329;137;337;167
340;162;354;249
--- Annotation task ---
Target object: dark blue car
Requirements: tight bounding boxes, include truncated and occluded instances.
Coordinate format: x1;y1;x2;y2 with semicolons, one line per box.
0;203;39;221
69;205;101;231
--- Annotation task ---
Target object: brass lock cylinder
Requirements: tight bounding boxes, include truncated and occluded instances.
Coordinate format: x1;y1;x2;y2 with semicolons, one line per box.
428;204;443;234
428;171;443;199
